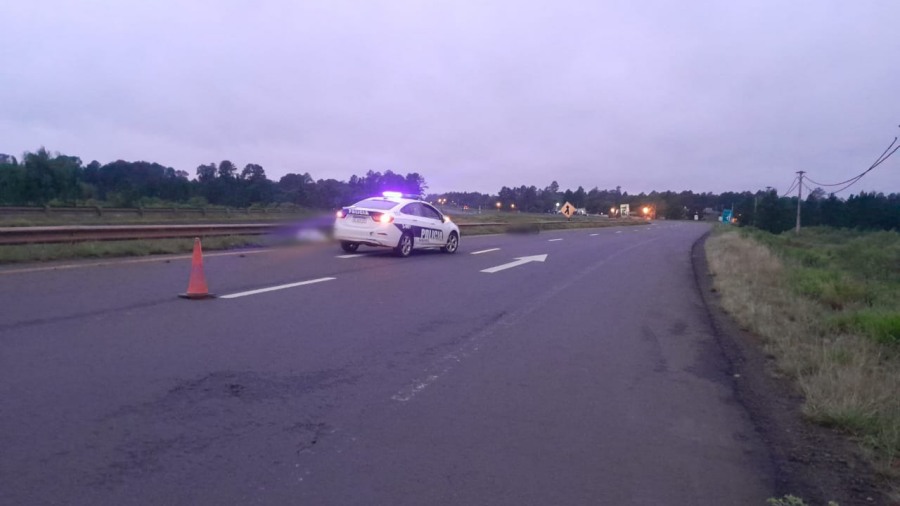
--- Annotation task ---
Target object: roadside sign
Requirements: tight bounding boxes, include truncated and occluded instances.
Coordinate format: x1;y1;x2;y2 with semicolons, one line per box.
722;209;733;223
560;201;576;219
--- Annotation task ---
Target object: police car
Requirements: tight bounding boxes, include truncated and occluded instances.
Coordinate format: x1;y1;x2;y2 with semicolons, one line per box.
333;192;460;257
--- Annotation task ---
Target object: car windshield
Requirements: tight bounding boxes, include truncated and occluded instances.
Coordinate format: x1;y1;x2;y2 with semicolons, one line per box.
352;198;399;210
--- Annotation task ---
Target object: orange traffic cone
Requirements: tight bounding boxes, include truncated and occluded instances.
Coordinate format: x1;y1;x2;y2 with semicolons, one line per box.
179;237;214;299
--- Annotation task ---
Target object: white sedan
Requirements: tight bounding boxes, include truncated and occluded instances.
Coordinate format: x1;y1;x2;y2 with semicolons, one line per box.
333;192;460;257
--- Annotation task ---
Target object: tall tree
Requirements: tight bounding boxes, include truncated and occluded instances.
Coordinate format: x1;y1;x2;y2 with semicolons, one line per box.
196;163;217;183
217;160;237;180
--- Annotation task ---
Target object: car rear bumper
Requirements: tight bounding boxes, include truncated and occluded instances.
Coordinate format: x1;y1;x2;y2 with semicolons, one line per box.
333;224;398;248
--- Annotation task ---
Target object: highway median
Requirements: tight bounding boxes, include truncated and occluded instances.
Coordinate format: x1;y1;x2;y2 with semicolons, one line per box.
0;213;649;264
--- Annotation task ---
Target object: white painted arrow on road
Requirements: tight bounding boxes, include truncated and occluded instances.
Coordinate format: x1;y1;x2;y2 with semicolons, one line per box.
480;254;548;274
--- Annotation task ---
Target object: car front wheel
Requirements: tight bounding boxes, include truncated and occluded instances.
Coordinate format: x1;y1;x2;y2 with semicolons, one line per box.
442;232;459;254
395;233;413;257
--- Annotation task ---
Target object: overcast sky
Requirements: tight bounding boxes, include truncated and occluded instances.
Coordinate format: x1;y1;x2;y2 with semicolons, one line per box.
2;0;899;195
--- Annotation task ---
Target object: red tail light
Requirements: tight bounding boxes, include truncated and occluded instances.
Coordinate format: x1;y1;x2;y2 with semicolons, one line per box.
336;208;348;219
370;212;394;224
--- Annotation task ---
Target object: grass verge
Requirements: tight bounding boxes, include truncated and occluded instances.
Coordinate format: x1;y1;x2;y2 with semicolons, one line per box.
0;235;266;264
705;227;900;488
453;212;650;234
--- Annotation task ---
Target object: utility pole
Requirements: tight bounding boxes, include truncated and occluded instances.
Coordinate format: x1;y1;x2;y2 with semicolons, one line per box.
795;171;805;234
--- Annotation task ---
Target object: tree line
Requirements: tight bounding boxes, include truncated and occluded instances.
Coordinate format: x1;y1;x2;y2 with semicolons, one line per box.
431;183;898;232
0;148;425;210
1;148;897;232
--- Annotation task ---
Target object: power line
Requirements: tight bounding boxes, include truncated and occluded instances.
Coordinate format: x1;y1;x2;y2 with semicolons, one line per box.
830;175;870;195
780;177;800;198
804;132;899;193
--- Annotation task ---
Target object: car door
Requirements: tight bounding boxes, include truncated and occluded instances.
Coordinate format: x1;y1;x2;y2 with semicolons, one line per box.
418;203;446;246
399;203;427;245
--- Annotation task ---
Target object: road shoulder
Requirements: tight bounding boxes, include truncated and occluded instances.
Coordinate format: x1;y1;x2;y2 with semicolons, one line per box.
691;232;891;506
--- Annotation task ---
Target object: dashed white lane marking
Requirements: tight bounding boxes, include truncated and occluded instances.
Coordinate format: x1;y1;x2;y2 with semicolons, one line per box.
220;277;336;299
336;254;364;259
590;233;599;236
548;238;563;242
470;248;501;255
615;231;622;234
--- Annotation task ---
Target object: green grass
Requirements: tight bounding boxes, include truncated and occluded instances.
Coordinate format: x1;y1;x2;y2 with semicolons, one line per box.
743;227;900;343
452;211;651;232
706;228;900;493
788;268;870;310
831;310;900;345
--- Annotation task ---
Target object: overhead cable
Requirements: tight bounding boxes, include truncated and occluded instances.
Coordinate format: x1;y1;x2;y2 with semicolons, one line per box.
804;133;899;193
780;177;800;198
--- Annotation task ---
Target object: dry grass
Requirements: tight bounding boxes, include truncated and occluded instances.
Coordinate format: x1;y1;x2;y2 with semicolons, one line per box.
706;230;900;480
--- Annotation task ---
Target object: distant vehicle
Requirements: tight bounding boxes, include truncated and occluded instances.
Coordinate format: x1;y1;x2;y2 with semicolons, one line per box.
333;192;460;257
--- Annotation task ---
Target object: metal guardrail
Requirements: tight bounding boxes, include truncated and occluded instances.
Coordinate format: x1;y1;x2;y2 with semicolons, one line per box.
0;220;619;245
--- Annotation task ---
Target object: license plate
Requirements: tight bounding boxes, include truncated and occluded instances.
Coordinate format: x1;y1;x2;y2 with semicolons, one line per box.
353;216;367;224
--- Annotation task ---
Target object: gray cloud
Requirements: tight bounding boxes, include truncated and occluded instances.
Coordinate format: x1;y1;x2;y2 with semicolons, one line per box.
2;0;898;194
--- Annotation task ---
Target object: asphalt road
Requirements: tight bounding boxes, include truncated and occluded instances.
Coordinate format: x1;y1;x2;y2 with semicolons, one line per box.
0;222;775;505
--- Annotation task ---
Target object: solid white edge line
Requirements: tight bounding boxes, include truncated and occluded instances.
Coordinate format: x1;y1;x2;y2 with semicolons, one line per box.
221;277;336;299
470;248;500;255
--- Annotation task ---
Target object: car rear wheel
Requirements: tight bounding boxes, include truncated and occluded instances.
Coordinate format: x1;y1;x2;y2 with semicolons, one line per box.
442;232;459;254
395;233;413;257
340;241;359;253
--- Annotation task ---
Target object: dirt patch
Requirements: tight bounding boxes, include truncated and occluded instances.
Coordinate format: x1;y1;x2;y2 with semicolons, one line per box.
691;232;893;505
